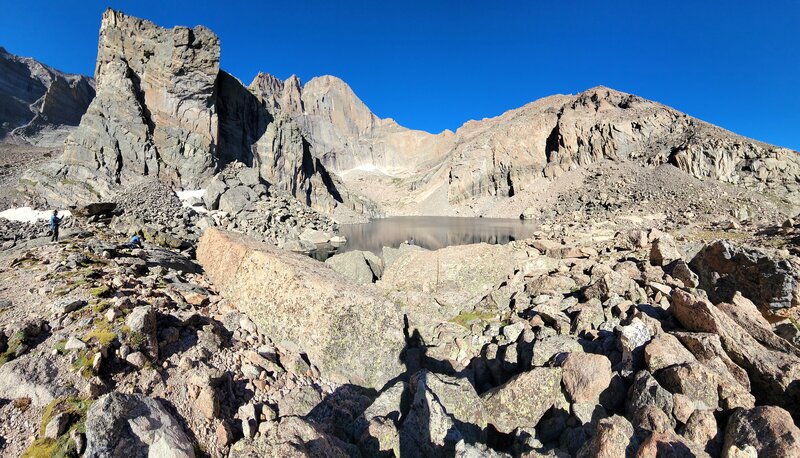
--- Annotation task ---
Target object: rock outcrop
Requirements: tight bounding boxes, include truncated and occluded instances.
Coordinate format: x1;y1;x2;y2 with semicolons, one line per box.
196;228;406;389
0;47;95;146
381;242;528;307
34;9;221;201
448;87;799;209
29;9;366;218
690;240;800;311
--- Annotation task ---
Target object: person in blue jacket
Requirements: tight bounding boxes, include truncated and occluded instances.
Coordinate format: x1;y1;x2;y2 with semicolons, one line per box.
49;210;62;242
129;233;143;248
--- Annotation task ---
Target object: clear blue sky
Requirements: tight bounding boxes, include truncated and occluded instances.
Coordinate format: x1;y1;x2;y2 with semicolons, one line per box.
2;0;798;150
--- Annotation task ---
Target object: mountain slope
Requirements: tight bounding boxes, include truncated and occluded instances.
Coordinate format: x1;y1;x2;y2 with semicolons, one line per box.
446;86;799;205
0;46;95;146
255;77;799;217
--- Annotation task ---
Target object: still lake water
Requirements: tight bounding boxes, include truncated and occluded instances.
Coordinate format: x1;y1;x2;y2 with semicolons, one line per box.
318;216;537;259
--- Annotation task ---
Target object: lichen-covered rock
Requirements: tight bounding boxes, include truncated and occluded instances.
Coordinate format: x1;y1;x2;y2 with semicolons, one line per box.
0;354;85;406
577;415;637;458
671;290;800;417
324;250;376;284
400;370;488;457
196;228;405;389
230;416;357;457
722;406;800;457
689;240;800;310
481;367;563;434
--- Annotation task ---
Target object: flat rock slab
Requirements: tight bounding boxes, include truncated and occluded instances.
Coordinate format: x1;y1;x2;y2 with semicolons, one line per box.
197;228;405;389
380;243;527;306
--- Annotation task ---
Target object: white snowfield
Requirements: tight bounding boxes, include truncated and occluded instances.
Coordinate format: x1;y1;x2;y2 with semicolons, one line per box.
0;207;72;223
176;189;208;214
176;189;206;201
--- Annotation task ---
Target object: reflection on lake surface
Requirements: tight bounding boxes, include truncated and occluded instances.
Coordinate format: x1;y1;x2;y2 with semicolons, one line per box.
333;216;537;256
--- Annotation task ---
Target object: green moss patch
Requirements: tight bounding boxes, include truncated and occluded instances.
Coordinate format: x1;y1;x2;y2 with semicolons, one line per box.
23;396;91;458
83;320;117;347
0;330;28;367
89;286;111;298
449;311;499;329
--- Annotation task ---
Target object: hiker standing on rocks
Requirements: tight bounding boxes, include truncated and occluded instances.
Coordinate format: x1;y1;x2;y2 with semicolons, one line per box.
49;210;62;242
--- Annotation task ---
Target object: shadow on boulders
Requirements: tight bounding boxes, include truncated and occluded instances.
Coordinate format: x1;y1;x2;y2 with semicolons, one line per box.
157;396;211;458
295;314;533;457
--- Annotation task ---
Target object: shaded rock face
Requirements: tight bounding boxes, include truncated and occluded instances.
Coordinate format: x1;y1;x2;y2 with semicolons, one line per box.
196;228;406;389
480;367;563;434
216;71;349;214
722;406;800;456
0;46;95;146
690;240;800;310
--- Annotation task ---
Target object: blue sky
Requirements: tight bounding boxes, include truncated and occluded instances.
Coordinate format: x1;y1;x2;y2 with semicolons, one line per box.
2;1;798;150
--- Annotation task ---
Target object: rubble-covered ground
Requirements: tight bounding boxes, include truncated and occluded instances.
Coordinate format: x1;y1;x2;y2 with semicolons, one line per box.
0;193;799;457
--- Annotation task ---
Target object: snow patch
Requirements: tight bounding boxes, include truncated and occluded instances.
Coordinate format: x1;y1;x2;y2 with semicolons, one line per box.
176;189;209;214
341;164;389;175
176;189;206;201
0;207;72;223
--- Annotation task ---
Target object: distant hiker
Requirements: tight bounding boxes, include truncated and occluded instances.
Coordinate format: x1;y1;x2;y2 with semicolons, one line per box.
49;210;62;242
409;237;415;245
128;234;143;248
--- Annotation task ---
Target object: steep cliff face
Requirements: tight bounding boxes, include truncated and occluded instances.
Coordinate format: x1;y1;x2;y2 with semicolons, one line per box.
246;77;799;215
0;47;95;146
57;9;221;191
249;73;454;176
31;9;361;216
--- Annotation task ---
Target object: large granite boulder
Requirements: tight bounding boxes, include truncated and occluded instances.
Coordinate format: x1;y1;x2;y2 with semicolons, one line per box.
399;370;489;457
0;353;86;406
230;416;356;457
690;240;800;311
381;243;527;306
84;392;195;458
722;406;800;456
325;250;377;284
671;290;800;417
197;228;405;389
480;367;563;434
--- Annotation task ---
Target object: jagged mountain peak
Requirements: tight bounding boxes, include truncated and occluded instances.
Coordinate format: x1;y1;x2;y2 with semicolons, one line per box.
0;46;95;146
